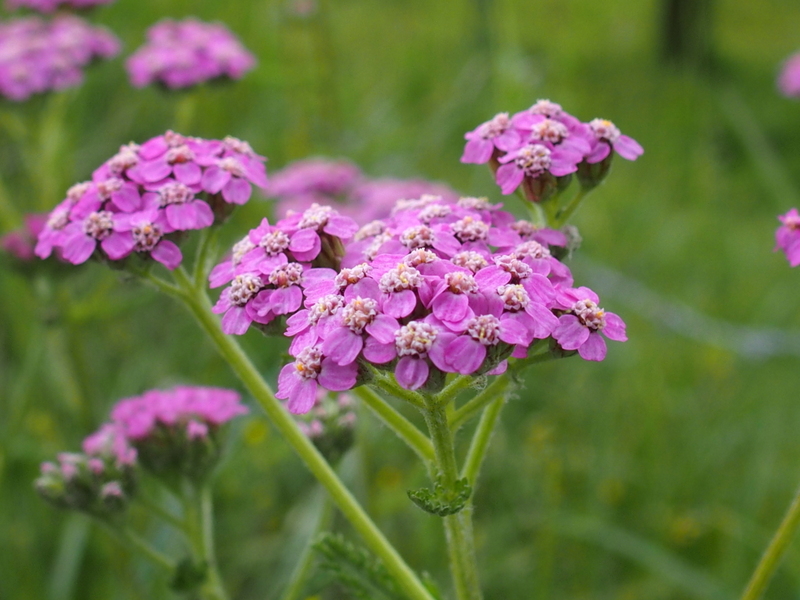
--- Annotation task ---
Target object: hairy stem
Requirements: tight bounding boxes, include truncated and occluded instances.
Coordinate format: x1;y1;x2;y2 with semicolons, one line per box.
461;395;506;485
740;484;800;600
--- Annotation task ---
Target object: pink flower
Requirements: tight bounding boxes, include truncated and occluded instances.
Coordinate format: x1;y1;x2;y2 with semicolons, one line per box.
1;213;47;261
775;208;800;266
495;143;582;195
126;18;255;90
277;346;358;413
585;119;643;163
778;53;800;98
461;113;523;164
552;287;627;361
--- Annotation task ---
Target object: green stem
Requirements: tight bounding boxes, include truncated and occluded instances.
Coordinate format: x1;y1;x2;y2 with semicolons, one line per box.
740;484;800;600
280;493;335;600
136;494;188;534
193;227;220;289
105;524;175;573
436;375;475;407
554;188;589;228
450;376;509;433
365;365;425;408
461;395;506;485
200;486;228;600
422;399;482;600
354;386;435;465
166;268;435;600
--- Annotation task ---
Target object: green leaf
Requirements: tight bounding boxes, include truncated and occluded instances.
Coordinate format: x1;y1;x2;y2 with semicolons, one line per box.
170;557;208;593
407;477;472;516
312;533;406;600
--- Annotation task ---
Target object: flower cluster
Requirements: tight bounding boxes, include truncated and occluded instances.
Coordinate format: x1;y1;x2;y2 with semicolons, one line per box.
0;213;47;261
776;208;800;266
35;423;137;517
0;15;119;101
35;131;267;269
209;194;627;413
110;386;248;481
126;18;256;90
266;157;459;225
295;390;356;463
6;0;113;12
462;99;643;201
778;52;800;98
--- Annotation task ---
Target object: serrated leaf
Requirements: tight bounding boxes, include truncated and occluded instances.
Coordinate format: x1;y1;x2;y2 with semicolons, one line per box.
407;477;472;516
312;533;406;600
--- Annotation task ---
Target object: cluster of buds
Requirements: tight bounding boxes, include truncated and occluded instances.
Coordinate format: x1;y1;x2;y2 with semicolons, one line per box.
267;157;459;225
35;131;267;269
110;386;248;482
6;0;112;12
462;99;643;201
126;18;256;90
209;194;627;413
776;208;800;266
295;390;357;463
0;15;119;101
35;424;137;517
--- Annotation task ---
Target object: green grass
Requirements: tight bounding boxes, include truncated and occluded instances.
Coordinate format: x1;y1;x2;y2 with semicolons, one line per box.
3;0;800;598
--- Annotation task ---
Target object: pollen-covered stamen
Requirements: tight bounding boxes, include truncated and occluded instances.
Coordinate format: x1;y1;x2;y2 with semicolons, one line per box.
96;178;123;201
231;236;255;266
293;346;323;381
229;273;263;306
259;230;290;255
395;321;438;357
404;249;438;267
365;233;392;261
530;119;569;144
83;211;114;240
354;220;384;241
340;297;378;333
529;99;563;117
514;240;551;260
451;216;489;242
298;203;333;230
783;213;800;231
379;263;424;293
46;206;70;230
308;295;344;325
478;112;510;139
66;181;92;204
165;144;195;164
108;149;139;174
268;263;304;288
445;271;478;294
497;284;530;311
334;263;371;288
511;220;536;237
218;157;245;177
132;222;163;252
418;204;451;223
392;195;439;214
458;196;491;210
589;119;621;143
400;225;436;249
158;182;195;206
466;314;502;346
164;130;187;148
451;251;488;273
572;299;606;330
514;144;552;177
494;255;532;281
223;135;255;156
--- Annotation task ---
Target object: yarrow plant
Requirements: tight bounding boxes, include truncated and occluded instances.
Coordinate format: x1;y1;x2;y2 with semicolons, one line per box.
126;18;256;90
33;99;638;600
0;15;119;101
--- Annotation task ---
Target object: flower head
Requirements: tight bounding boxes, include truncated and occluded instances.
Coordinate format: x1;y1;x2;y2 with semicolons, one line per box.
776;208;800;266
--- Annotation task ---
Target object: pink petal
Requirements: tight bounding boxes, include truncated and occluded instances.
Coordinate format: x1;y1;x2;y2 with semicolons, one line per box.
221;306;252;335
432;292;469;322
461;139;494;164
395;357;429;390
602;313;627;342
445;336;486;375
174;162;203;185
363;338;396;363
322;327;363;365
287;379;318;414
577;332;607;361
365;314;400;344
496;163;524;195
318;359;357;391
383;289;417;318
151;241;182;270
552;314;590;350
201;165;232;194
222;177;252;204
614;135;644;161
101;232;135;260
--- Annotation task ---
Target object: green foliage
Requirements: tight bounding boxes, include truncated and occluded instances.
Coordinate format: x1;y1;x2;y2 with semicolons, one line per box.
312;533;405;600
170;557;208;593
408;477;472;517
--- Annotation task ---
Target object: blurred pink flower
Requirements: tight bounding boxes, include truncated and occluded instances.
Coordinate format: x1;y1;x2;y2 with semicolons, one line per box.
776;208;800;266
778;53;800;98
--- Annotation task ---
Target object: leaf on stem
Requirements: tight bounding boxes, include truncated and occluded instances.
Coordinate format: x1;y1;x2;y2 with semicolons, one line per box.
407;477;472;517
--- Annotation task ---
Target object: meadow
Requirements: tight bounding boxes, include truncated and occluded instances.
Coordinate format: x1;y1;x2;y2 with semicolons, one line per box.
2;0;800;598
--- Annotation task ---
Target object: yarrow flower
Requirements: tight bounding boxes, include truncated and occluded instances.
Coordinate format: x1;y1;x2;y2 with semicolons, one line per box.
778;52;800;98
0;15;119;101
35;423;137;517
0;213;47;261
110;386;248;481
126;18;256;89
35;131;267;269
6;0;113;12
266;157;460;225
775;208;800;266
210;193;627;412
461;99;643;201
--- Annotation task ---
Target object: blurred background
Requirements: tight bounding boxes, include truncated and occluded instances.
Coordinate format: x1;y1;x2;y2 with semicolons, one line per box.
3;0;800;598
